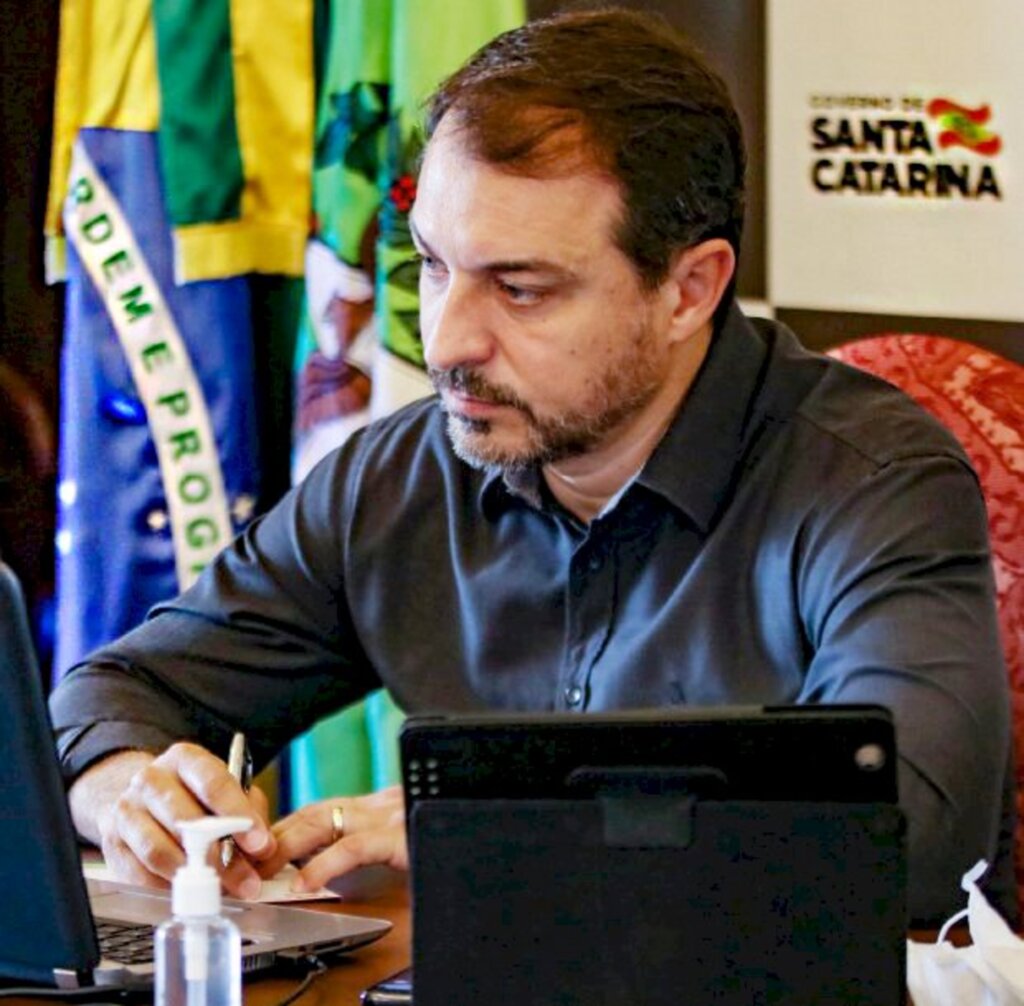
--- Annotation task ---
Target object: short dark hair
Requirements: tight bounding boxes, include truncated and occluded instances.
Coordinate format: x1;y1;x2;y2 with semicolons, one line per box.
426;7;746;295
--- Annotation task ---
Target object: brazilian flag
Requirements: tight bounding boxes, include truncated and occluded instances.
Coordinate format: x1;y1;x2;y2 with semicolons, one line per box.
46;0;313;681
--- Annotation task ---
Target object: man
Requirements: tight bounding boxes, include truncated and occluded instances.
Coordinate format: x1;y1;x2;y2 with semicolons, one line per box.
50;8;1013;925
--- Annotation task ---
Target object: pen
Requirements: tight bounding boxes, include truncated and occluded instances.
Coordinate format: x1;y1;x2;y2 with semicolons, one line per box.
221;731;253;869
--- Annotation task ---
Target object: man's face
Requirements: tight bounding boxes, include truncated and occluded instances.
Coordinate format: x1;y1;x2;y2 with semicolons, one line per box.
412;121;677;476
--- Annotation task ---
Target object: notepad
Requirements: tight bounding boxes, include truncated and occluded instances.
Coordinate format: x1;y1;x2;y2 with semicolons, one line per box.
82;859;339;903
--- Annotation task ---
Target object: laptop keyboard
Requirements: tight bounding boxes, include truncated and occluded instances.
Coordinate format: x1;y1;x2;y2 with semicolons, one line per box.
95;920;155;965
95;920;258;967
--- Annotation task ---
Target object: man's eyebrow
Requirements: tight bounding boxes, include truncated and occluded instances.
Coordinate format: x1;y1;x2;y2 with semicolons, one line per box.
484;259;578;283
409;218;431;254
410;218;577;280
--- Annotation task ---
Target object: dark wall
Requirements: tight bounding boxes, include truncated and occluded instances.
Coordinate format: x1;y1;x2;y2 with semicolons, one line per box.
0;0;61;636
0;0;62;395
527;0;766;301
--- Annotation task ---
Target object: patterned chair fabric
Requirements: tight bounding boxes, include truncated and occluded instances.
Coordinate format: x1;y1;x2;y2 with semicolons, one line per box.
827;334;1024;906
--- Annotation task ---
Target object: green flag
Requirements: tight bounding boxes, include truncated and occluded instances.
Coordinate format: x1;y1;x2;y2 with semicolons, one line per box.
289;0;525;808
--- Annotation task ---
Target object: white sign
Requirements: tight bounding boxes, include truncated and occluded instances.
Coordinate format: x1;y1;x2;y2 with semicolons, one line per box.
768;0;1024;322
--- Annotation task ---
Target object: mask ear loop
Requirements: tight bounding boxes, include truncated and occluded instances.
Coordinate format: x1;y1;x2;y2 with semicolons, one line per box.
937;859;991;944
937;908;969;944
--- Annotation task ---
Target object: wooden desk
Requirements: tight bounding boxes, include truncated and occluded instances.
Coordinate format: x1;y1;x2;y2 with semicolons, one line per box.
245;876;411;1006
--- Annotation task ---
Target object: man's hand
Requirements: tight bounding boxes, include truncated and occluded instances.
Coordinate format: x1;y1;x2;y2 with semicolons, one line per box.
260;785;406;892
68;743;276;899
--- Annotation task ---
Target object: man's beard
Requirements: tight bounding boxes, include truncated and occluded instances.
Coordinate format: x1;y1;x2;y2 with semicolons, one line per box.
428;319;665;477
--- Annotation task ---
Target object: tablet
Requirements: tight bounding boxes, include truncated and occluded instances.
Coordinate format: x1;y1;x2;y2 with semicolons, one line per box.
399;704;898;807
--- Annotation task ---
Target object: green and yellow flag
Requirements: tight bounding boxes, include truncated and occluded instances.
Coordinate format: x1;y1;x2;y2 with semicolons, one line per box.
45;0;312;693
46;0;313;283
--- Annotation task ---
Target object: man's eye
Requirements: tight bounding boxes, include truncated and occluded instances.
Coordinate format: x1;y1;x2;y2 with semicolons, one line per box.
417;254;447;278
498;280;543;306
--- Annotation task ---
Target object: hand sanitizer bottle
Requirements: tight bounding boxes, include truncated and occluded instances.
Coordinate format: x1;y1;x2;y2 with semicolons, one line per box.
156;816;253;1006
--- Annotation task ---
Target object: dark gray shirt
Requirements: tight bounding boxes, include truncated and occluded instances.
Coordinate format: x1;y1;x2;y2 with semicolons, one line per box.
50;305;1014;924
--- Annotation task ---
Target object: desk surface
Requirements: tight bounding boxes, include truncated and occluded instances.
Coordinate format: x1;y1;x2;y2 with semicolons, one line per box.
246;874;411;1006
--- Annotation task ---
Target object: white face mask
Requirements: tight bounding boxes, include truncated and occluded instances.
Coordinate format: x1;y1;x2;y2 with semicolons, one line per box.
908;860;1024;1005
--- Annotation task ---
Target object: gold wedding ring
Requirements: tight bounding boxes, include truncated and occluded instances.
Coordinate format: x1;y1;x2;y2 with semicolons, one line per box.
331;804;345;844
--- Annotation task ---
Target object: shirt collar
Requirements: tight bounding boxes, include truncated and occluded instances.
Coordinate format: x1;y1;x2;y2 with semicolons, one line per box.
637;302;769;533
479;463;542;518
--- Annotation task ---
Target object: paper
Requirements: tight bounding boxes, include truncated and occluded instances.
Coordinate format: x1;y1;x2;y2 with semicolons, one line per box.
251;863;339;903
82;859;339;904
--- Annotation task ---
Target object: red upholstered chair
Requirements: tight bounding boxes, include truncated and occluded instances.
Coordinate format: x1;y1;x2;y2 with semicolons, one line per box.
827;334;1024;906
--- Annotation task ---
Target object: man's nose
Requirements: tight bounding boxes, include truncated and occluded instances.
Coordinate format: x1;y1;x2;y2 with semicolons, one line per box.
422;276;493;373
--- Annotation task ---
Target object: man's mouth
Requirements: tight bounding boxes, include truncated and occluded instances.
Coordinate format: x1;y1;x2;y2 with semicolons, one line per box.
443;389;508;419
431;367;523;418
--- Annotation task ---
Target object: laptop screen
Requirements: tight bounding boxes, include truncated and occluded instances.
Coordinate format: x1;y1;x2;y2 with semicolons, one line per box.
0;561;102;985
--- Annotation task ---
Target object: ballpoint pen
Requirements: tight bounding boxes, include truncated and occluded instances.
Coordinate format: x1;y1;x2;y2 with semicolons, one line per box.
221;731;253;869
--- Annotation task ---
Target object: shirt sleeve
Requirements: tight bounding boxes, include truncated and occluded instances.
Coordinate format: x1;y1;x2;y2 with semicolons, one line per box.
48;437;383;782
795;451;1012;923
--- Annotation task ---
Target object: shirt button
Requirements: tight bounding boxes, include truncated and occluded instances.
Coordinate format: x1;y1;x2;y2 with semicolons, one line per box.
587;554;601;573
565;685;583;707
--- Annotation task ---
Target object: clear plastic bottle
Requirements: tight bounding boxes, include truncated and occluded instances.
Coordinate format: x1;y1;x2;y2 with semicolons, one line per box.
155;816;252;1006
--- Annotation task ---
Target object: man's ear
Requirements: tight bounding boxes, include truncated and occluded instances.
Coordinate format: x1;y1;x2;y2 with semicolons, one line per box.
663;238;736;344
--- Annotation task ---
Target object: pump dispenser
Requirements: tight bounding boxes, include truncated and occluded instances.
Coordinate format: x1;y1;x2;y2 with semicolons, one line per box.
155;816;252;1006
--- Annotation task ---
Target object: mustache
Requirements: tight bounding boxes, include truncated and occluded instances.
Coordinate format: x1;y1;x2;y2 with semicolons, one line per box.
428;367;530;413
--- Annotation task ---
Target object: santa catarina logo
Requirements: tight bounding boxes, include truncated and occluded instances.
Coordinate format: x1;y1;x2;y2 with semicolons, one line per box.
808;93;1003;200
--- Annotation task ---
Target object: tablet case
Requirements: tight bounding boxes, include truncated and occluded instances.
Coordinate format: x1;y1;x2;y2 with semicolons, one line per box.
404;709;906;1006
411;798;905;1005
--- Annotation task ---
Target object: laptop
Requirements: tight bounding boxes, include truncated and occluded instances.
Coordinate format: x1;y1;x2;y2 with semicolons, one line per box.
402;708;907;1006
0;560;391;989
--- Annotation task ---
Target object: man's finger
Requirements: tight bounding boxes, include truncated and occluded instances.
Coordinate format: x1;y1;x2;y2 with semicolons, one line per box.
292;826;408;893
239;786;277;862
269;796;366;867
249;785;270;819
130;761;209;842
156;742;275;857
111;800;185;882
101;835;170;890
271;804;337;860
220;853;264;900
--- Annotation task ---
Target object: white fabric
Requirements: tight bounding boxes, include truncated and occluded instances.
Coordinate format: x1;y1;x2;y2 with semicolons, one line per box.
907;860;1024;1005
